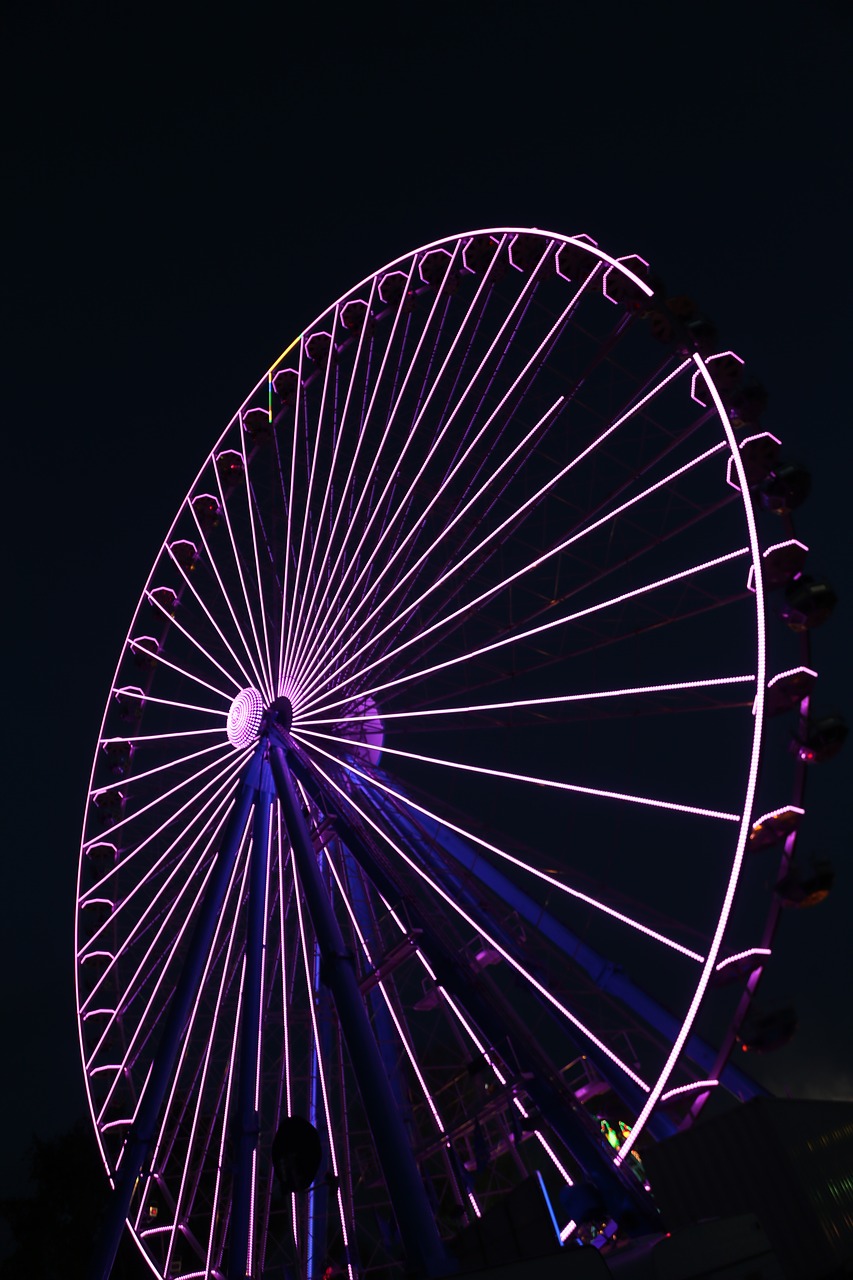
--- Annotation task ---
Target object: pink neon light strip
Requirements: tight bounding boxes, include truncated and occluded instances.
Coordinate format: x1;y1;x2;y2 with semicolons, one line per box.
298;746;650;1091
79;780;236;1015
301;743;704;960
660;1079;718;1102
767;666;818;688
296;727;741;823
79;748;248;909
298;545;750;723
133;613;235;702
82;742;248;849
294;359;698;710
715;947;771;972
167;540;263;694
283;254;422;687
211;451;275;703
752;804;804;828
239;417;275;697
326;849;452;1141
288;238;562;697
101;727;225;746
143;587;245;693
299;673;756;728
290;833;352;1254
109;687;228;718
289;243;573;690
157;832;253;1270
277;335;306;701
188;458;270;699
612;352;768;1160
286;236;521;684
91;739;231;797
282;303;344;685
283;282;381;695
205;959;246;1276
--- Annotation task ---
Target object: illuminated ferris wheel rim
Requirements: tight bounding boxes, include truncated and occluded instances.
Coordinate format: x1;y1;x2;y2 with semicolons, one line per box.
74;226;807;1280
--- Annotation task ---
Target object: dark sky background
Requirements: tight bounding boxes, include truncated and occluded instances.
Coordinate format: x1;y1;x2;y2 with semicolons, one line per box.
4;0;851;1218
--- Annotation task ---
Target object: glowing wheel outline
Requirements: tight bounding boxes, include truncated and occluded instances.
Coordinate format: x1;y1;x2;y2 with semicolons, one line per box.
76;228;801;1280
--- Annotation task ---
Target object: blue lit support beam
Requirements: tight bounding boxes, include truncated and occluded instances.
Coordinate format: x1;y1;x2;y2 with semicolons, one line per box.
268;739;453;1279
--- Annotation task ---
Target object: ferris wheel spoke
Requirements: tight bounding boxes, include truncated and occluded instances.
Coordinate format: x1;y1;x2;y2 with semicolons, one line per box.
109;688;229;719
90;740;235;798
283;254;422;690
210;461;276;703
286;258;465;691
297;743;713;960
292;243;592;693
286;237;517;682
290;848;356;1277
132;607;238;702
282;305;343;684
300;749;652;1094
166;537;268;696
204;958;246;1276
293;360;702;712
287;234;532;685
300;673;755;730
83;742;249;852
297;545;751;723
298;726;741;823
282;278;383;697
79;769;240;998
276;341;307;687
80;748;248;914
296;265;611;690
238;427;277;697
94;848;224;1128
138;835;252;1262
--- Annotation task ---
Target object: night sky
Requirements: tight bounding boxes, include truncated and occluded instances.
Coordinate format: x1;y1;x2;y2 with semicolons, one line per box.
4;0;851;1223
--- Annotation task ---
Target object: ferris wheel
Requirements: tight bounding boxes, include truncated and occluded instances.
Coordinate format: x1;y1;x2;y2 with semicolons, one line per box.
76;228;830;1280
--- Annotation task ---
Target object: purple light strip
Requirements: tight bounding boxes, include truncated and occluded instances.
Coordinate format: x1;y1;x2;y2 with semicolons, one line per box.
296;420;720;713
90;740;231;797
281;304;341;689
613;352;768;1160
301;673;756;728
79;748;248;906
291;250;601;701
94;850;220;1125
660;1079;718;1102
752;804;804;828
80;778;238;1018
212;452;275;704
296;727;741;824
132;614;235;702
205;958;246;1277
157;832;252;1271
288;237;556;690
298;546;750;721
166;539;264;694
277;337;307;688
307;746;705;959
143;587;245;693
715;947;771;973
100;727;226;746
238;413;275;696
286;248;460;690
289;826;353;1258
275;811;298;1251
767;666;818;687
297;747;650;1091
109;688;228;718
189;495;271;700
281;276;381;694
295;353;696;709
283;254;420;688
82;741;247;849
292;393;566;706
325;847;452;1138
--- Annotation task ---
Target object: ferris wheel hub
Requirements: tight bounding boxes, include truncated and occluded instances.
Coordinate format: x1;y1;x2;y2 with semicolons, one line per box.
226;687;265;748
